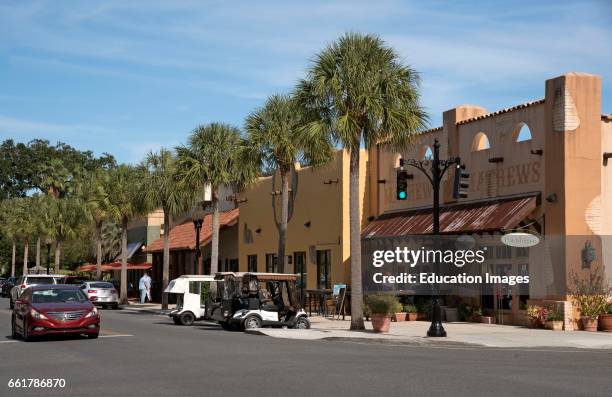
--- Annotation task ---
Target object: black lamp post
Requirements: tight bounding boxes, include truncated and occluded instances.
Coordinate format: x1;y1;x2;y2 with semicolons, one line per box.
46;242;51;275
402;139;461;337
193;219;203;274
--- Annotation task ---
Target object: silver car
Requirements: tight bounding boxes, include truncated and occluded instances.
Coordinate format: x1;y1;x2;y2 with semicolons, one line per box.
9;274;64;309
80;281;119;309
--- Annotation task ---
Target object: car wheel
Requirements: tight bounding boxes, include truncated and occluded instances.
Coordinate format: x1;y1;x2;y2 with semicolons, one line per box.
11;316;18;340
179;312;195;326
172;317;182;325
112;304;119;310
87;333;99;339
294;316;311;329
22;320;31;342
243;315;262;330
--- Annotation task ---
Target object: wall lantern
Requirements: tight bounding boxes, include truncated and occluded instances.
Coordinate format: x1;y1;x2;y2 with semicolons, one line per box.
581;241;596;269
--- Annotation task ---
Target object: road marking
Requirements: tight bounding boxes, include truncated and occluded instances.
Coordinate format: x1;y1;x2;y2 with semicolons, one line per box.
99;334;134;338
0;340;18;344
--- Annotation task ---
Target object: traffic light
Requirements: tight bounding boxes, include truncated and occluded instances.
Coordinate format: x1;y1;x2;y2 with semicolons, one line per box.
397;170;409;200
453;164;470;199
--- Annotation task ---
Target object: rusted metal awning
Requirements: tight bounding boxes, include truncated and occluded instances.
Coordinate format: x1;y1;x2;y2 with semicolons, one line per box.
362;195;538;238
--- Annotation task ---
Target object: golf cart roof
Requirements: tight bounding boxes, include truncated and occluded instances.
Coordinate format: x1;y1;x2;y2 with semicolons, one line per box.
215;272;297;281
164;275;215;294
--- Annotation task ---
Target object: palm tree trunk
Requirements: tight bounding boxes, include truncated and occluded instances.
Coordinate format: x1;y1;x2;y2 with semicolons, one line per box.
161;210;170;310
349;149;365;330
276;167;289;273
23;240;29;275
96;222;103;280
36;237;41;269
210;188;220;275
120;216;128;304
11;239;16;277
54;238;61;273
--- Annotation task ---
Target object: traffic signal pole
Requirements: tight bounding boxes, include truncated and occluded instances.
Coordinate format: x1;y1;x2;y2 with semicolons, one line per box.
401;139;465;337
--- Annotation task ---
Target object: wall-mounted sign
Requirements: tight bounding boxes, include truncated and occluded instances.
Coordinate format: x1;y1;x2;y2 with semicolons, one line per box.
501;232;540;248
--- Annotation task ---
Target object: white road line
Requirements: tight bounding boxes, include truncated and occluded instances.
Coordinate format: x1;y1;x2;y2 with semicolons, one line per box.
99;334;134;338
0;340;18;344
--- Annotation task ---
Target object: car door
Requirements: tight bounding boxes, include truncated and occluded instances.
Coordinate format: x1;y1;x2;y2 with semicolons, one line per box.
15;289;31;331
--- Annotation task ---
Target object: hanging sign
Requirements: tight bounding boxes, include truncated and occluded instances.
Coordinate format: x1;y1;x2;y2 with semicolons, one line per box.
501;232;540;248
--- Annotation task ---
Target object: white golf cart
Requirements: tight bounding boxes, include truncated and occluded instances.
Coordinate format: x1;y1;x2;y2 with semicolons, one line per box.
165;275;216;326
210;272;310;331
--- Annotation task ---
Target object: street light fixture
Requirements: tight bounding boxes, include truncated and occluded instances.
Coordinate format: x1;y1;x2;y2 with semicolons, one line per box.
401;139;466;337
192;218;203;274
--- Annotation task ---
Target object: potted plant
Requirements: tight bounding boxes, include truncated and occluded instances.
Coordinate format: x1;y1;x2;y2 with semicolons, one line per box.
600;304;612;332
416;302;429;321
569;266;609;332
458;302;472;322
545;310;564;331
480;310;496;324
392;301;406;322
404;304;418;321
366;294;399;333
471;306;482;322
526;305;547;328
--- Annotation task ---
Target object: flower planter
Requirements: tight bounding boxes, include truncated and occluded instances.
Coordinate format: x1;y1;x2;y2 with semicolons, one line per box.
581;316;598;332
416;312;428;321
480;316;496;324
599;314;612;332
392;312;406;322
371;314;392;333
406;312;417;321
528;319;542;329
545;320;563;331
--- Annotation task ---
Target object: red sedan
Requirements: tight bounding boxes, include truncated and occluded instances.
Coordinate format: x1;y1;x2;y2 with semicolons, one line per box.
11;285;100;341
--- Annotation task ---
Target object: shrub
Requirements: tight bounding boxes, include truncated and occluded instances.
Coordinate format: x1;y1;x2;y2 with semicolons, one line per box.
569;265;610;320
457;302;471;321
365;294;400;315
546;310;564;322
403;304;417;313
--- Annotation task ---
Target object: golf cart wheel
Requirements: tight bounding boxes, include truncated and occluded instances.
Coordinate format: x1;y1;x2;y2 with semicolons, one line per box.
179;312;195;326
172;317;182;325
243;315;262;330
294;316;311;329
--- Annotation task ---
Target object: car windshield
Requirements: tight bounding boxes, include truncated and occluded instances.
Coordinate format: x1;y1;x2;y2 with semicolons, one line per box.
89;282;114;289
32;289;87;303
26;277;55;285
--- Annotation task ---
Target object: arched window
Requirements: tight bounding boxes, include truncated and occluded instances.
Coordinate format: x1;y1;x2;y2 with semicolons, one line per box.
471;132;491;151
513;122;533;142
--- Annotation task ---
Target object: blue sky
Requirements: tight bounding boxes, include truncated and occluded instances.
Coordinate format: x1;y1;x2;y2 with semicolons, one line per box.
0;0;610;164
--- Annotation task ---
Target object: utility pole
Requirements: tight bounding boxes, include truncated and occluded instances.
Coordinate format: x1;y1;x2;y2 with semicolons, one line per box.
401;139;466;337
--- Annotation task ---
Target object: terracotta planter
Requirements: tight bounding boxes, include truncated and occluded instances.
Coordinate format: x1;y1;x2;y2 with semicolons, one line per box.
599;314;612;332
545;320;563;331
581;316;598;332
407;312;417;321
371;314;392;333
481;316;496;324
393;312;406;322
416;312;427;321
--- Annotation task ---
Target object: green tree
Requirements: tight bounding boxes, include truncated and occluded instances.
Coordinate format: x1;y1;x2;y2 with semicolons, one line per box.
0;199;19;276
176;123;255;276
49;196;83;273
245;94;332;272
12;198;37;275
107;165;149;304
143;148;195;310
295;33;428;330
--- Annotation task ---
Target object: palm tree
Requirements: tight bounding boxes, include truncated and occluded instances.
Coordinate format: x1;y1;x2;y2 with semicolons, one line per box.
245;94;332;272
176;123;255;277
143;148;195;310
49;196;82;273
107;164;149;304
32;194;54;272
295;33;428;330
82;168;112;280
12;198;36;275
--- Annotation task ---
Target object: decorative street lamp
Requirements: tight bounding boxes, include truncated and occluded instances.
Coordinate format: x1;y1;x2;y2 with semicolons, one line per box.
401;139;465;338
192;218;203;274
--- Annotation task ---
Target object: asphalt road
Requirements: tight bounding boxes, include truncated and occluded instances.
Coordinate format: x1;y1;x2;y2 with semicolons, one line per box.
1;297;611;397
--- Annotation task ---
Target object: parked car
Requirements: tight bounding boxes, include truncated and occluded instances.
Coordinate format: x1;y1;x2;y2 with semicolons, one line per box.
11;285;100;341
210;272;310;331
166;275;216;325
1;277;17;297
79;281;119;309
9;274;64;309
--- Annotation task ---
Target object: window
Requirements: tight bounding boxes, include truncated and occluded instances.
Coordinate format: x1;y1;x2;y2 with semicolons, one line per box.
247;255;258;272
513;122;533;142
471;132;491;151
25;277;55;285
316;249;331;289
32;288;87;303
266;253;278;273
294;251;307;290
228;259;239;272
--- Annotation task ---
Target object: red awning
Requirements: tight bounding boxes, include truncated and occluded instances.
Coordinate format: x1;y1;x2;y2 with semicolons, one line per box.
77;262;152;272
362;195;538;238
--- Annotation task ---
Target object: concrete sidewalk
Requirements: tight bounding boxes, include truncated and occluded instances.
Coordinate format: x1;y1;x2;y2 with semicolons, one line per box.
246;316;612;349
119;302;173;315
